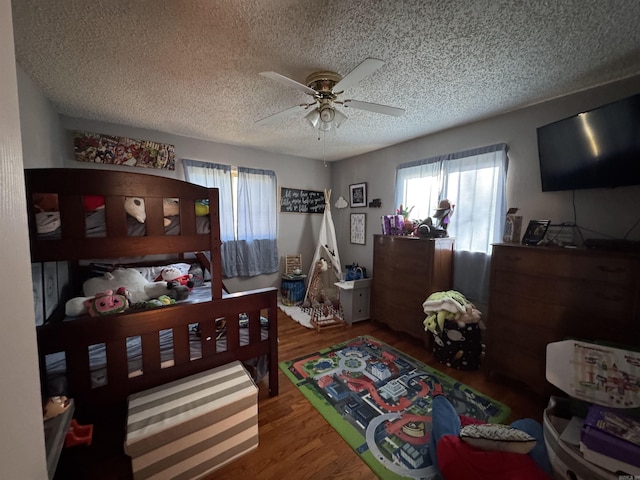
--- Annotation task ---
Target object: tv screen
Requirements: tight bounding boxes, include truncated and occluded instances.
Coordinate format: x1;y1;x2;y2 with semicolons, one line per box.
537;93;640;191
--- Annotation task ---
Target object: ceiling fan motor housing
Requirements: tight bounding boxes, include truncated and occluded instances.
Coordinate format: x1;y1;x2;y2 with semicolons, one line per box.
305;71;342;99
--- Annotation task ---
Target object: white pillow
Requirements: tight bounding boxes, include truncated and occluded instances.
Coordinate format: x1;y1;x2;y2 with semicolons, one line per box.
459;424;536;454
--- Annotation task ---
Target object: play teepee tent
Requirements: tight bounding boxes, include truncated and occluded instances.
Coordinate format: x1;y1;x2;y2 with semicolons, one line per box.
304;189;342;305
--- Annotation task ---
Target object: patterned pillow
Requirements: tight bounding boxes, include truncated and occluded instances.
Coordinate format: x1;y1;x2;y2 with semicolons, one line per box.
459;424;536;454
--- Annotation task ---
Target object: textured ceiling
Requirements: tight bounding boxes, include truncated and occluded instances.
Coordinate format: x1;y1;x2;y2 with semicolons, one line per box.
11;0;640;161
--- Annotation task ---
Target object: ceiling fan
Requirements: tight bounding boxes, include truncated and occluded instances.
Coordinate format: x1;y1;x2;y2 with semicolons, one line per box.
256;58;405;131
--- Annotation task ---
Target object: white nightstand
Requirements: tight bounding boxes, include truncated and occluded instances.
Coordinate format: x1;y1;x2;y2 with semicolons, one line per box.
335;278;372;324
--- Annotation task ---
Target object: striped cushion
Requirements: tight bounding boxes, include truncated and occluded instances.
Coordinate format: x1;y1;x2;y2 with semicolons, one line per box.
125;361;258;480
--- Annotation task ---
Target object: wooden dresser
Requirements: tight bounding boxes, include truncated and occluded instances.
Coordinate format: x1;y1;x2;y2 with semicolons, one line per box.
371;235;454;346
486;243;640;396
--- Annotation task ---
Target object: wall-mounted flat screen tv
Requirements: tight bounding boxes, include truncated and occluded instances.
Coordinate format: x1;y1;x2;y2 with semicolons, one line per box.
537;93;640;192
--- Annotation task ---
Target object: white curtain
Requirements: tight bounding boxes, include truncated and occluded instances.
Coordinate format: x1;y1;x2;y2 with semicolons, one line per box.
226;166;279;276
395;144;508;302
183;160;278;277
183;160;234;241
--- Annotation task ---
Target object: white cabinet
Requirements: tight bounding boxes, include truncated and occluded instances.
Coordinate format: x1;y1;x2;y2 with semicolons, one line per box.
335;278;372;324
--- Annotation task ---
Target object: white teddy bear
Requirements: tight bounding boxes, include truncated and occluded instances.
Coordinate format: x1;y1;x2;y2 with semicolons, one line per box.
65;268;169;316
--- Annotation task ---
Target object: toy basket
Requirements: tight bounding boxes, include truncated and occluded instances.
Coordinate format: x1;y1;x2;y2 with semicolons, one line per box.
432;320;482;370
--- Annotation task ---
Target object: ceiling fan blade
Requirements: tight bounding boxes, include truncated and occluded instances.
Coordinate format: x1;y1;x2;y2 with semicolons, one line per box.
343;99;405;117
259;71;318;96
255;104;307;125
333;58;385;92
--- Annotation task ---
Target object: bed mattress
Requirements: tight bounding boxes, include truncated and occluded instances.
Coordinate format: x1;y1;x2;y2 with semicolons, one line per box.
124;361;258;480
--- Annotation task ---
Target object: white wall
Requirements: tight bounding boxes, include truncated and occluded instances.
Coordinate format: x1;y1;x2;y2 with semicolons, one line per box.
1;1;48;477
332;75;640;275
58;116;331;292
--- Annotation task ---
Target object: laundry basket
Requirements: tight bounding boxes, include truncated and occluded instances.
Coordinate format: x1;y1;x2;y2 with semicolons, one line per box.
432;319;482;370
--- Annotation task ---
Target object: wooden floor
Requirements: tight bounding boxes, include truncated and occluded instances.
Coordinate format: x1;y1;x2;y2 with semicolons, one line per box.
54;309;548;480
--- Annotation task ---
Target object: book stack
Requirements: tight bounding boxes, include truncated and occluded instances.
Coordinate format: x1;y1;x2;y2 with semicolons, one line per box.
580;405;640;476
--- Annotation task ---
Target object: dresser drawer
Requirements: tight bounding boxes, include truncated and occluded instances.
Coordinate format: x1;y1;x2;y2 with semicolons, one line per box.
486;323;549;394
491;272;634;317
487;245;640;396
492;247;634;286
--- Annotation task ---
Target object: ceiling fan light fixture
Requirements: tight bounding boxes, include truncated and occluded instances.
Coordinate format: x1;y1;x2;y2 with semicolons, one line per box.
305;105;347;131
318;120;334;132
305;109;320;128
333;108;347;128
319;105;335;123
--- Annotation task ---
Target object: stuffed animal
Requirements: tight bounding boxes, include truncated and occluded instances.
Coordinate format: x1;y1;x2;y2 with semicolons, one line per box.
158;266;194;290
83;195;105;211
124;197;182;227
131;294;176;310
83;290;129;317
132;282;190;308
65;268;188;317
83;268;168;304
166;281;191;301
32;192;59;212
195;201;209;216
124;197;146;223
162;198;179;216
43;395;71;421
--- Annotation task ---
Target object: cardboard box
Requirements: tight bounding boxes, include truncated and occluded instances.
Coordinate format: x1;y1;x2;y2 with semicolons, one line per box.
381;215;404;235
503;207;522;242
125;361;258;480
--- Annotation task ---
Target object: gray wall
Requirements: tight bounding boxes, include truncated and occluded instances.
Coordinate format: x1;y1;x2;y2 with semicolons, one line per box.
332;74;640;275
17;63;640;290
17;65;65;168
58;116;331;293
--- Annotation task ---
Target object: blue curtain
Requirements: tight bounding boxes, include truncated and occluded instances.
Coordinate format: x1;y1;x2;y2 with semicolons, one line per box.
183;160;278;277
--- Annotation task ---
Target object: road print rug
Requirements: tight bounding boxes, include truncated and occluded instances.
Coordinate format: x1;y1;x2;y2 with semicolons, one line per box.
279;336;510;480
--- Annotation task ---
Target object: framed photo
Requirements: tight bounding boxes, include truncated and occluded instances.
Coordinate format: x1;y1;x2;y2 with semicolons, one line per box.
349;182;367;208
350;213;366;245
522;220;551;246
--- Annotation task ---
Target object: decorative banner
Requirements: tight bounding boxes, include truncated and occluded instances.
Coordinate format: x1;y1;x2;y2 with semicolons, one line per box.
73;131;175;170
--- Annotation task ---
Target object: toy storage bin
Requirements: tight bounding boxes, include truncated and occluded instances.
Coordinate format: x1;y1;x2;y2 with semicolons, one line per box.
280;275;306;306
432;320;482;370
125;361;258;480
543;396;617;480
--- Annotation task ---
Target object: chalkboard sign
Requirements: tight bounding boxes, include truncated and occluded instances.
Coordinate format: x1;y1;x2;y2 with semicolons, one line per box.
280;187;325;214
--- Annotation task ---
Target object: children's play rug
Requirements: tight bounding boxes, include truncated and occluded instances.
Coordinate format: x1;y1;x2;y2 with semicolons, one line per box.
279;336;510;480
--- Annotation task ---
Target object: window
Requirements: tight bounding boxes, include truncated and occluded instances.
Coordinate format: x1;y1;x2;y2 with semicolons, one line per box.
183;160;279;277
395;144;508;301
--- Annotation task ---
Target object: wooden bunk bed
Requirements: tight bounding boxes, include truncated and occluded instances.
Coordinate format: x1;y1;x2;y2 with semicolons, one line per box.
26;168;279;413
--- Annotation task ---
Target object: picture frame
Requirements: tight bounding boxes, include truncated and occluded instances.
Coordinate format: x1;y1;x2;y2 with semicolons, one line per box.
349;182;367;208
522;220;551;246
350;213;366;245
